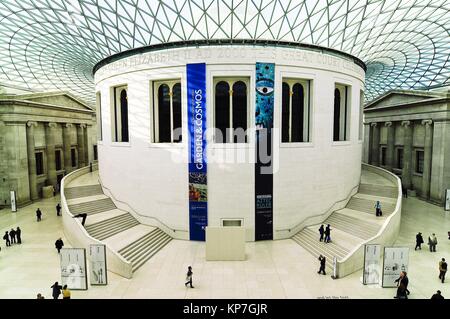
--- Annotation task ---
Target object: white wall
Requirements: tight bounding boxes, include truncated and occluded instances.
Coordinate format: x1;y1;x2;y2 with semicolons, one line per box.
95;46;365;241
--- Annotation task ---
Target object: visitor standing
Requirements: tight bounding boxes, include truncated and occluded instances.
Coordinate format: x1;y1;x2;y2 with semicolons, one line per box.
415;232;424;250
428;233;438;252
55;238;64;253
318;225;325;242
36;208;42;222
431;290;444;299
3;231;11;247
185;266;194;288
324;224;331;243
439;258;447;283
51;282;62;299
374;200;382;216
16;227;21;244
56;203;61;216
9;228;16;244
62;285;71;299
318;255;326;275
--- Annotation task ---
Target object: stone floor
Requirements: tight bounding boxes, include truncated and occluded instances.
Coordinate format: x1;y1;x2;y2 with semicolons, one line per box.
0;194;448;299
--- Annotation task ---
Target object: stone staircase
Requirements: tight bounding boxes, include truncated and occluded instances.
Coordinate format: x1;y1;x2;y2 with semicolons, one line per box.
292;172;398;270
65;183;172;273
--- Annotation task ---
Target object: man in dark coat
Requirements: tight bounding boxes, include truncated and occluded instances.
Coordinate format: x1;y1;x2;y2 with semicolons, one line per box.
431;290;444;299
415;232;424;250
55;238;64;253
9;228;16;244
16;227;22;244
324;224;331;243
394;271;410;298
36;208;42;222
3;231;11;247
50;282;63;299
318;255;326;275
318;225;325;242
56;203;62;216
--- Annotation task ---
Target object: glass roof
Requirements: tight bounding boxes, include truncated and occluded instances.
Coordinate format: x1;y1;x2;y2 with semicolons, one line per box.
0;0;448;105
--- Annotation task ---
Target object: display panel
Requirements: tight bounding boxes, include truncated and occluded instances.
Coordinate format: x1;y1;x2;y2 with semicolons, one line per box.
60;248;88;290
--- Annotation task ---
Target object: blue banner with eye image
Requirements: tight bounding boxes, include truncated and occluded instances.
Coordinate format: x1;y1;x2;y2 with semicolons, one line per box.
255;62;274;241
187;63;207;241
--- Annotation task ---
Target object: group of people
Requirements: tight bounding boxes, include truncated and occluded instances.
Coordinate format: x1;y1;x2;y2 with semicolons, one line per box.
318;224;332;243
2;227;22;247
415;232;438;251
50;282;71;299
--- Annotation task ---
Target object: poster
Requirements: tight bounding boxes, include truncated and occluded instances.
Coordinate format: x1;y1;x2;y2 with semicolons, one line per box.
60;248;88;290
89;244;107;285
10;190;16;212
363;244;381;285
382;247;409;287
445;189;450;211
255;62;275;241
187;63;208;241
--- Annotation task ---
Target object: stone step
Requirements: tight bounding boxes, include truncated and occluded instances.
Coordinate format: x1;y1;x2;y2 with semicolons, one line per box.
131;235;172;273
291;235;335;270
65;184;103;199
84;209;126;226
325;213;379;240
119;228;163;256
103;224;156;251
346;197;395;215
295;228;350;258
358;183;398;198
85;213;140;241
67;194;109;206
68;197;116;215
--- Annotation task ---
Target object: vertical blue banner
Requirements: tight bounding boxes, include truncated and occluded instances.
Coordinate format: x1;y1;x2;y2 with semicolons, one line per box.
255;62;275;241
187;63;207;241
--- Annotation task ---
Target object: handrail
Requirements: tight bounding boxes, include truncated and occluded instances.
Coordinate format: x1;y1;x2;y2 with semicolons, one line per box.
275;183;360;233
97;175;188;234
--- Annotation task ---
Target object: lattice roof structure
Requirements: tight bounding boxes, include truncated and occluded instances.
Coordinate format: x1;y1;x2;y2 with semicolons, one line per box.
0;0;449;105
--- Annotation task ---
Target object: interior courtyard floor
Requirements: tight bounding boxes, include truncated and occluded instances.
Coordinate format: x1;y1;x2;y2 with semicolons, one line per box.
0;194;448;299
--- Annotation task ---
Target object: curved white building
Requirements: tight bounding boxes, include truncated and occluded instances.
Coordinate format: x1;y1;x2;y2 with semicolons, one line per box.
94;40;366;242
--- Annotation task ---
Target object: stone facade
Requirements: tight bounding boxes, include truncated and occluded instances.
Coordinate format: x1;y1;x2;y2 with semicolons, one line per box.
363;89;450;206
0;91;96;207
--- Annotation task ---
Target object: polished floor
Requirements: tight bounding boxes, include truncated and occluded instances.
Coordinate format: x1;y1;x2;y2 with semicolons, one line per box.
0;194;448;299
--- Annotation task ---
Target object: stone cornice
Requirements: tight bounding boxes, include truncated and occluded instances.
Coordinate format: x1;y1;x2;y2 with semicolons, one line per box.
0;99;95;114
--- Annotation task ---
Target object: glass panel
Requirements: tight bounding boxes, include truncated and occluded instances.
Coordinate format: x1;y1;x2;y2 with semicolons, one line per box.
35;153;44;175
232;81;247;143
172;83;182;143
397;149;404;169
158;84;171;143
215;81;230;143
416;151;424;174
333;88;341;141
281;82;290;143
291;83;304;142
71;149;77;167
55;150;61;171
120;89;129;142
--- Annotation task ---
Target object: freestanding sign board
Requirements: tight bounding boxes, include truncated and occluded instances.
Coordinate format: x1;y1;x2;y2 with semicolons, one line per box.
89;244;107;285
382;247;409;288
60;248;88;290
10;191;16;212
363;244;381;285
445;189;450;211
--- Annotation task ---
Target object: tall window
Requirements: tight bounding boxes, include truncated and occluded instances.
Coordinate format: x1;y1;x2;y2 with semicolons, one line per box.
416;150;424;174
281;79;311;143
96;92;102;141
214;78;249;143
397;148;404;169
359;90;364;140
93;145;98;161
380;147;387;166
152;80;182;143
71;148;77;167
333;84;351;141
55;150;62;171
35;152;44;175
112;86;129;142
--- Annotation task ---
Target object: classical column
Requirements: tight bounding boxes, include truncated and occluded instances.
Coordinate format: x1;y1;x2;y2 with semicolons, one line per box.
26;121;39;201
76;124;86;168
401;120;413;190
362;123;371;163
370;122;380;166
84;125;90;165
63;123;73;174
385;121;395;171
421;119;433;199
45;122;58;189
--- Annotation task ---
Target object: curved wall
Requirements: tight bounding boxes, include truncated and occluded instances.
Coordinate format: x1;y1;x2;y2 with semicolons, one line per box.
94;45;365;241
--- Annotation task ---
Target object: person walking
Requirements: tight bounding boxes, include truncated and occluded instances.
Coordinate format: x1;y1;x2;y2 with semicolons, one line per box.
374;200;382;216
324;224;331;243
62;285;71;299
431;290;444;299
9;228;16;244
318;225;325;242
3;231;11;247
185;266;194;288
318;255;326;275
36;208;42;222
428;233;438;252
51;282;62;299
16;227;21;244
55;238;64;253
439;258;447;283
56;203;61;216
415;232;424;250
394;271;409;298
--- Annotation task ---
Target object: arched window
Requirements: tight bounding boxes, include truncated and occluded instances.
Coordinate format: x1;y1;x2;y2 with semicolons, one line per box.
291;83;304;142
333;88;341;141
281;79;311;143
120;89;129;142
172;83;182;142
214;81;230;143
232;81;247;143
158;84;171;143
